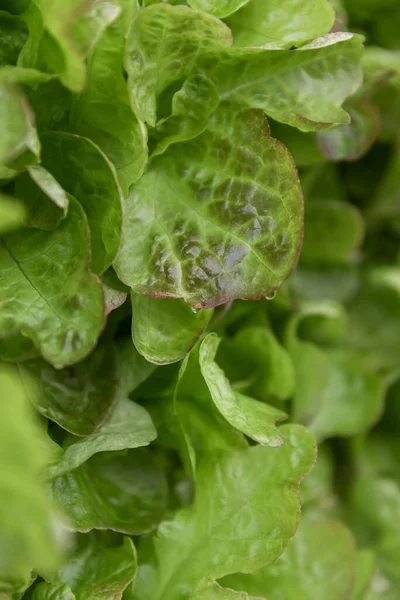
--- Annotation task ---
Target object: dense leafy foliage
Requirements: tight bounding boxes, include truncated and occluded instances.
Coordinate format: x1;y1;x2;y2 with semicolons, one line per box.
1;0;400;598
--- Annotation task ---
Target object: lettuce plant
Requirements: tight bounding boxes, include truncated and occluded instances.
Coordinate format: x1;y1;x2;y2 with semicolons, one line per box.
1;0;400;598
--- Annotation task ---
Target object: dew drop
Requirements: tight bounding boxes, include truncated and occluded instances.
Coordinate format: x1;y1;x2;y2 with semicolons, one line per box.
265;291;277;300
191;306;201;314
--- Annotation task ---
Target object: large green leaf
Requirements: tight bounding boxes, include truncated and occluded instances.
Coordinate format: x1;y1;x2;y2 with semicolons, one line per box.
114;105;303;308
48;400;156;478
19;344;118;436
210;33;363;131
199;333;287;446
46;534;137;600
223;516;356;599
131;293;213;364
70;0;147;195
49;449;168;534
15;165;69;230
0;197;104;368
133;425;316;600
226;0;335;49
0;367;59;596
125;3;232;125
187;0;251;18
41;133;122;274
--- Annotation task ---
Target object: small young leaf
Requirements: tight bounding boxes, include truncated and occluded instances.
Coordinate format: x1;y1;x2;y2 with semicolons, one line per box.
131;293;213;364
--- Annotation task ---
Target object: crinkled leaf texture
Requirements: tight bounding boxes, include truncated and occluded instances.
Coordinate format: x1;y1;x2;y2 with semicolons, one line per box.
133;425;316;600
0;197;104;368
114;105;303;308
126;4;363;131
125;3;232;125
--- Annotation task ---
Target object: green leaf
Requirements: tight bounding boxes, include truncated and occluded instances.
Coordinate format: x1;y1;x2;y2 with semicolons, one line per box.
187;0;251;18
49;534;137;600
48;399;157;478
199;333;287;446
49;449;168;534
0;197;104;368
223;516;356;599
0;82;40;178
0;193;25;235
133;425;316;600
15;165;69;230
70;0;147;196
225;0;335;49
317;100;380;162
19;344;118;436
32;583;75;600
131;293;213;364
0;367;59;595
150;73;220;157
125;4;232;125
301;200;365;264
114;105;303;308
210;33;363;131
41;132;122;275
217;326;295;401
